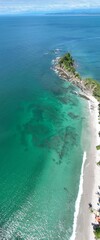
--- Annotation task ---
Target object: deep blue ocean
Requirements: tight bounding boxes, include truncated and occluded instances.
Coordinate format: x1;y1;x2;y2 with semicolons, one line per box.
0;15;100;240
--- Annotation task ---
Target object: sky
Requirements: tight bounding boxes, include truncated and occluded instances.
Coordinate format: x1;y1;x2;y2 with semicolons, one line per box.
0;0;100;14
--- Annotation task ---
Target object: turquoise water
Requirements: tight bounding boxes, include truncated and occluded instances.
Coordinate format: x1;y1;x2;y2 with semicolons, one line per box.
0;16;100;239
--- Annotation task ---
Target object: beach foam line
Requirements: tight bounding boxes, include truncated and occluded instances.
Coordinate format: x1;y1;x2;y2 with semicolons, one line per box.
70;151;87;240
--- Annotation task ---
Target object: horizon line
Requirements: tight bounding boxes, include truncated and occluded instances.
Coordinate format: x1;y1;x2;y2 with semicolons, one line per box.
1;8;100;16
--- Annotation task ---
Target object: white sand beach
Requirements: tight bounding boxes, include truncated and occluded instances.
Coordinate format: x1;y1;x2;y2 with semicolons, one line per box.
74;96;100;240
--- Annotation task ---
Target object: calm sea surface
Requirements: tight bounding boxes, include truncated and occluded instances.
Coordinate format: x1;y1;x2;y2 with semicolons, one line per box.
0;16;100;239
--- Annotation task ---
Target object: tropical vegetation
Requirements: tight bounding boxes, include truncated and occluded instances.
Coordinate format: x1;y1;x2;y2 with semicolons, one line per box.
59;52;100;101
59;52;76;75
94;227;100;239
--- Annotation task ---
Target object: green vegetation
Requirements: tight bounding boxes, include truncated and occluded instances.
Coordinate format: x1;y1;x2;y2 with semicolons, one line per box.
84;78;100;101
97;161;100;166
94;227;100;239
74;72;81;79
59;52;100;101
96;145;100;150
59;52;76;75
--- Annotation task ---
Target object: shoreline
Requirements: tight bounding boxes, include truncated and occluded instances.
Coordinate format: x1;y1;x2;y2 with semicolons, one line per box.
74;97;100;240
70;152;87;240
53;56;100;239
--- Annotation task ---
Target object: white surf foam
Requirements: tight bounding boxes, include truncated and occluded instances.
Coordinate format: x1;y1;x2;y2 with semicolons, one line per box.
70;151;87;240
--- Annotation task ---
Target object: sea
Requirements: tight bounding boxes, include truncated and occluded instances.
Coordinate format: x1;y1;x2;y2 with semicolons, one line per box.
0;15;100;240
